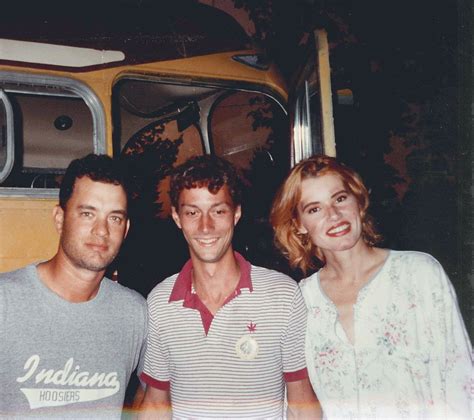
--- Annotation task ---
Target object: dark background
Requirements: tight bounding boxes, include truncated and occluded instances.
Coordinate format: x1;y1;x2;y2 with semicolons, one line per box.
5;0;471;334
218;0;473;337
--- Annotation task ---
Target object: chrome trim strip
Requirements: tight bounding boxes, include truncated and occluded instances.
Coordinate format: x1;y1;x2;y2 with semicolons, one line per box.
0;89;14;183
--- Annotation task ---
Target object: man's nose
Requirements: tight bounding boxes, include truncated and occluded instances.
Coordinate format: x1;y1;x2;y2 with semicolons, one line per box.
92;218;109;237
199;213;214;233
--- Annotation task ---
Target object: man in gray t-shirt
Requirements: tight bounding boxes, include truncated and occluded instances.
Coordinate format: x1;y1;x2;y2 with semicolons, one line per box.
0;154;147;419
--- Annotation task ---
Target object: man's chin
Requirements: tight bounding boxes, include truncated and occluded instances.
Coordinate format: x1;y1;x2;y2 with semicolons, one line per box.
193;252;224;264
77;257;114;273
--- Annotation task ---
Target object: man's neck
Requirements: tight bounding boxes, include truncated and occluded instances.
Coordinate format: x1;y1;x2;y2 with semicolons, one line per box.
36;256;104;303
191;250;241;314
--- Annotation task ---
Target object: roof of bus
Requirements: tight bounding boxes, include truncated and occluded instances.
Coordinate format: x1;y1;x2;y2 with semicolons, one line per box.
0;0;252;71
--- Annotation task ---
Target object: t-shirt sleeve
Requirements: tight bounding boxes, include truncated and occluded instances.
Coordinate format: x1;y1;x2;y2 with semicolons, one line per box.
135;301;148;384
281;284;308;382
140;292;171;390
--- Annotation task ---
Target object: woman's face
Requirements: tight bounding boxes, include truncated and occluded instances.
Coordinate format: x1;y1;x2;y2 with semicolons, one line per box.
297;172;363;256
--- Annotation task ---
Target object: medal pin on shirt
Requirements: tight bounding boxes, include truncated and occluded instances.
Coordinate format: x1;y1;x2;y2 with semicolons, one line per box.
236;322;259;360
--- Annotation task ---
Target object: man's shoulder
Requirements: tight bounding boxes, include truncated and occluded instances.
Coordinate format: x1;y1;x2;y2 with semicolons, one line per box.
147;273;179;300
250;265;299;291
0;265;36;290
103;278;147;310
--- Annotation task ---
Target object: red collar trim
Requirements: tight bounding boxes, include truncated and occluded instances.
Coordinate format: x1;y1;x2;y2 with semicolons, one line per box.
168;252;252;306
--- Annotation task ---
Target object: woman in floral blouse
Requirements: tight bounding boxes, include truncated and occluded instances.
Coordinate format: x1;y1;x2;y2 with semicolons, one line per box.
271;155;472;419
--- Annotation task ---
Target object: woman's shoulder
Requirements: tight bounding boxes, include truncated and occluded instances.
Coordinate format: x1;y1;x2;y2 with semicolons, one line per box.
299;270;322;298
388;249;443;271
386;249;452;295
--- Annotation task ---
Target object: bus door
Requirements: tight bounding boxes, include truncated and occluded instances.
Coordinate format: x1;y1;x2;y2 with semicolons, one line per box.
290;29;336;164
113;76;291;295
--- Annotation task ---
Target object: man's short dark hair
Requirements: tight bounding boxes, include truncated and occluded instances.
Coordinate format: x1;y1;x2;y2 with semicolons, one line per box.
170;155;243;208
59;154;128;209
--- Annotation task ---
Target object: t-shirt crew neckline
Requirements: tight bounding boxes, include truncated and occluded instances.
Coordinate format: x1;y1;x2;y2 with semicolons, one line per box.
31;263;108;308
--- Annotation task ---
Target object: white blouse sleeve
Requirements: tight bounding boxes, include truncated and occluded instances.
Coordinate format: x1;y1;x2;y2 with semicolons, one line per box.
425;256;472;418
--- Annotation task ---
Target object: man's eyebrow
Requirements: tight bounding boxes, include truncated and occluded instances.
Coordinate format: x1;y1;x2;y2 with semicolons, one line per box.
179;202;233;210
211;202;232;208
77;204;127;216
77;204;97;211
110;209;128;216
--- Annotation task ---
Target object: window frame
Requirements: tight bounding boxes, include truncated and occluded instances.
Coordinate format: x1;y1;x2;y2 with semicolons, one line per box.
0;71;106;198
0;89;14;184
112;74;287;159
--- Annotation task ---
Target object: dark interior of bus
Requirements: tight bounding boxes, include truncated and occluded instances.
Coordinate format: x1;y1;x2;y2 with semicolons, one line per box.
112;78;294;296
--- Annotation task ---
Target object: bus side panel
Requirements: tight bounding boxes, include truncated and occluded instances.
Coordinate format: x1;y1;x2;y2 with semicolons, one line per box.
0;198;58;272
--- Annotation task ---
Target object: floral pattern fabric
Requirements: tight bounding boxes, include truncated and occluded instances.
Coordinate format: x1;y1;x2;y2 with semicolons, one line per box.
300;250;472;419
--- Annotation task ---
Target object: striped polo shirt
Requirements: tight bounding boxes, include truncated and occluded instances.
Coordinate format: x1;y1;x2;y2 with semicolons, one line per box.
141;253;308;418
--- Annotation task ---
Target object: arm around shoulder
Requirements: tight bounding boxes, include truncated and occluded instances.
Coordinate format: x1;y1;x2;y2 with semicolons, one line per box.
286;377;322;419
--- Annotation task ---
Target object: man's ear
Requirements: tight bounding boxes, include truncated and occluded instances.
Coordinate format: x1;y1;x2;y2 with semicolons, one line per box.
124;219;131;239
52;205;65;235
171;206;182;229
234;205;242;226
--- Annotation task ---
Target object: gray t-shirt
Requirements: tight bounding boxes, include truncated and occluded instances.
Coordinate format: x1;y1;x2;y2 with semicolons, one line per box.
0;265;147;419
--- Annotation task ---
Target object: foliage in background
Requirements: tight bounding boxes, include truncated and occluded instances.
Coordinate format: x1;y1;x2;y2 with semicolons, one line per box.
230;1;468;309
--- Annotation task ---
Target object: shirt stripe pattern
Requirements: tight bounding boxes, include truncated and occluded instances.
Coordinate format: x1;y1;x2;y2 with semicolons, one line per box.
142;263;308;418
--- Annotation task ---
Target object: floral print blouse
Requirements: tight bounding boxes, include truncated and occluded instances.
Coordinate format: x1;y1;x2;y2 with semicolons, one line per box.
300;251;472;419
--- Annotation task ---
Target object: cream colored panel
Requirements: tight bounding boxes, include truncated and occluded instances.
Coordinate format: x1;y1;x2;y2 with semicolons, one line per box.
19;95;93;169
0;198;58;273
0;39;124;67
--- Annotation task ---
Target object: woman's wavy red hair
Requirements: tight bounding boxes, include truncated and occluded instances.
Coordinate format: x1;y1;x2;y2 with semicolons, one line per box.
270;155;382;273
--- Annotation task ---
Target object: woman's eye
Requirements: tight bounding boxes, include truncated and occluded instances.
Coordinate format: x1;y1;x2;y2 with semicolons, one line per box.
336;195;347;203
308;207;321;214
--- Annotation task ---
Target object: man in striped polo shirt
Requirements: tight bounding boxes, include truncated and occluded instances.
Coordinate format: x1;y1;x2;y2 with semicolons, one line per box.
139;155;320;419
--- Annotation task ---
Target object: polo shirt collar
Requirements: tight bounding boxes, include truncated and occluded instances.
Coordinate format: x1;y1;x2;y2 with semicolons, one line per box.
168;252;252;304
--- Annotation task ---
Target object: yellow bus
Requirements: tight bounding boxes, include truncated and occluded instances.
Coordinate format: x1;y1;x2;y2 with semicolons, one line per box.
0;2;335;292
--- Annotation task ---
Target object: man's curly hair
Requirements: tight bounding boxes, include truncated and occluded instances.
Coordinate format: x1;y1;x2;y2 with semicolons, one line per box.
170;155;242;208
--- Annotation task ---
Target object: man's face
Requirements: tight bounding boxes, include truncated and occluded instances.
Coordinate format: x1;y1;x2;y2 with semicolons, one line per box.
54;176;129;273
171;186;241;264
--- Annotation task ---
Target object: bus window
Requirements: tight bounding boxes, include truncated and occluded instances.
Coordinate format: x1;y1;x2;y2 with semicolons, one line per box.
114;78;210;219
210;91;289;210
0;74;104;192
211;92;274;169
0;1;301;274
209;91;290;272
114;79;292;293
121;118;204;218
